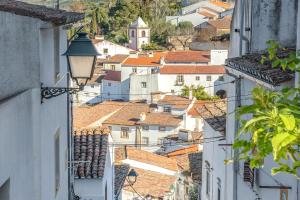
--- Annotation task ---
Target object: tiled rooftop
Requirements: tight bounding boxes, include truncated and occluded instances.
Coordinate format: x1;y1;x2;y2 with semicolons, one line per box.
115;148;179;172
226;50;295;86
123;167;177;198
73;101;126;129
73;128;110;179
208;16;231;29
137;113;182;127
164;51;210;63
158;95;192;110
103;70;121;82
103;54;129;63
123;52;166;67
167;144;199;157
0;1;84;25
160;65;225;74
197;100;226;134
114;164;130;196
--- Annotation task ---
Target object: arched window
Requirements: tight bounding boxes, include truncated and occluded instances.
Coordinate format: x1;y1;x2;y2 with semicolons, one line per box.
216;90;226;99
131;30;135;37
142;30;146;37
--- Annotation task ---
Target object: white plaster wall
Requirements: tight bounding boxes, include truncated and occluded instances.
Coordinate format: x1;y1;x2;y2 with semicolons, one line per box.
110;125;137;144
158;74;223;95
102;80;122;101
210;50;228;65
103;63;122;71
184;114;203;131
76;84;101;104
129;74;159;101
141;125;180;144
94;40;132;59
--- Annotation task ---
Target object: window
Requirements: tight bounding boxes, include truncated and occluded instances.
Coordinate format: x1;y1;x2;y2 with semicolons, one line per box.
91;84;94;88
131;30;135;37
157;138;163;145
142;30;146;37
54;27;60;81
108;126;112;131
159;126;166;131
280;189;288;200
205;161;210;197
121;127;129;138
111;65;116;71
177;75;184;82
171;89;175;94
54;130;60;196
218;76;224;81
132;68;137;73
163;106;171;113
196;76;200;81
206;75;212;81
108;82;111;86
103;48;108;54
217;178;221;200
0;179;10;200
142;125;149;130
141;82;147;88
142;137;149;145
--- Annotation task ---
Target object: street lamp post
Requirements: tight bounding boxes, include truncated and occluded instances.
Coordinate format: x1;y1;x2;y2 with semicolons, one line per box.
41;32;99;102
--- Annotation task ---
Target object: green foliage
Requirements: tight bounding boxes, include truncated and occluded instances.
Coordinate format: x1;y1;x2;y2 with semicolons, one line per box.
141;43;164;51
89;12;98;36
181;85;219;100
188;185;199;200
233;41;300;179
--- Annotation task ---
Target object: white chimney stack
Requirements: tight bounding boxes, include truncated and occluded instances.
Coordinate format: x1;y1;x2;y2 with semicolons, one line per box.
139;112;146;122
189;89;193;100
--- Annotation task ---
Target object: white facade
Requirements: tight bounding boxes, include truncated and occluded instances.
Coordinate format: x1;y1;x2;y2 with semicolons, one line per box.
76;83;101;104
101;80;123;101
94;38;133;59
128;17;150;51
0;10;72;200
74;135;114;200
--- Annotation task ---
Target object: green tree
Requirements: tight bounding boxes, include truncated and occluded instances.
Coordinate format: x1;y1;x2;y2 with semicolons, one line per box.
231;41;300;179
89;12;98;36
181;85;219;100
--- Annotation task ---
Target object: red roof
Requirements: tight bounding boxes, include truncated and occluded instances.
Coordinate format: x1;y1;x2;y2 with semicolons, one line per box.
164;51;210;63
160;65;225;74
103;70;121;82
123;52;166;67
167;144;199;157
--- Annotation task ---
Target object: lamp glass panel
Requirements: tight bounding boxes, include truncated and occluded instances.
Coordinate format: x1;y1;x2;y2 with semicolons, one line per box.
69;56;94;78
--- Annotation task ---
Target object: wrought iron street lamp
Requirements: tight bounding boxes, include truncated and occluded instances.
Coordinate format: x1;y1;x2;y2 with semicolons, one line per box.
127;168;138;185
41;32;99;102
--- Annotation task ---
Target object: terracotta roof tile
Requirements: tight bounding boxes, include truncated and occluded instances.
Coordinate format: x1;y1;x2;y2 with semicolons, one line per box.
137;113;182;127
123;52;166;67
226;50;295;86
158;95;191;110
103;103;150;126
115;148;179;172
103;70;121;82
160;65;225;74
208;16;231;29
197;100;226;134
210;1;232;9
103;54;128;63
73;101;126;129
123;167;177;198
73;128;110;179
0;1;84;25
167;144;199;157
164;50;210;63
114;164;130;196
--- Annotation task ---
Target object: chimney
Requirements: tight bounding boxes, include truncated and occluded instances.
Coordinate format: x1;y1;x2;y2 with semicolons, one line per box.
139;112;146;122
160;57;165;65
94;35;104;40
189;89;193;100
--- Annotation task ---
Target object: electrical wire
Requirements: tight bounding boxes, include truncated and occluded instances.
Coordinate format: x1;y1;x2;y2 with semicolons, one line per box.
126;178;145;200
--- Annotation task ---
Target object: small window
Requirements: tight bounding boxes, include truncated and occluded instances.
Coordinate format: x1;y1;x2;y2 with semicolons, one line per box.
218;76;224;81
132;68;137;73
108;82;111;86
196;76;200;81
54;130;60;196
131;30;135;37
142;30;146;37
142;125;149;130
163;106;171;113
91;84;95;88
157;138;163;145
177;75;184;82
206;76;212;81
103;48;108;54
171;89;175;94
159;126;166;131
111;65;116;71
141;82;147;88
142;137;149;145
205;161;211;197
121;127;129;138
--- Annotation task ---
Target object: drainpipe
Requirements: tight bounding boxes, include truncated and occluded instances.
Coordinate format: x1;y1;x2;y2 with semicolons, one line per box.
239;0;245;57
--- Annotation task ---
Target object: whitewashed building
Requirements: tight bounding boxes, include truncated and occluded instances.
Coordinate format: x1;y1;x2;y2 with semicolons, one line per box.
73;129;115;200
128;17;150;51
93;36;134;59
217;0;300;200
0;2;83;200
